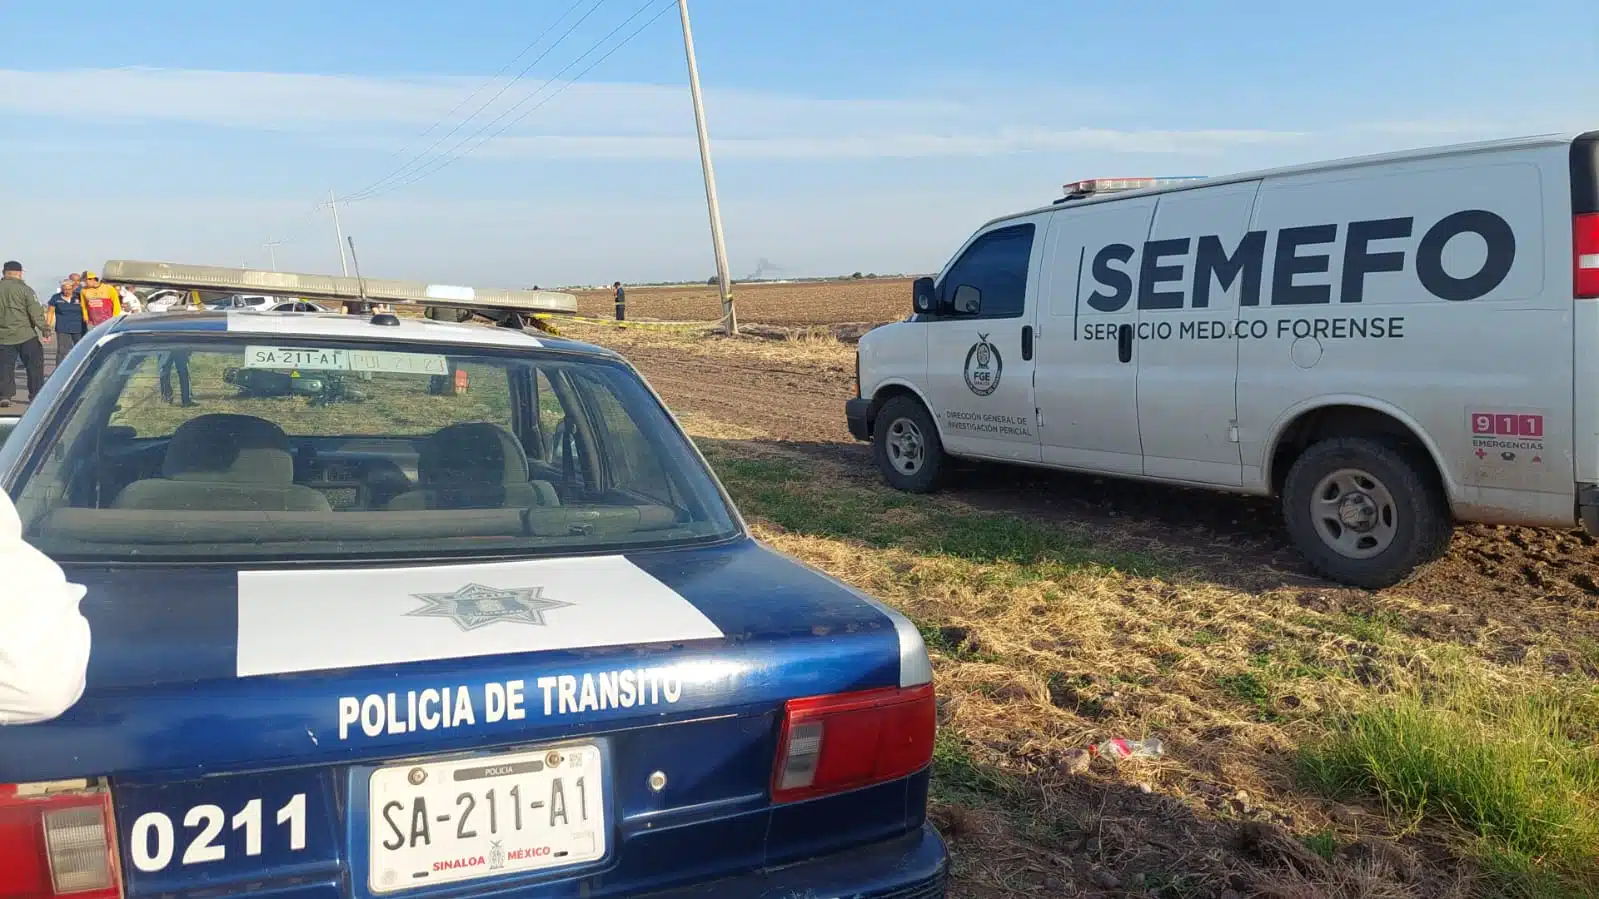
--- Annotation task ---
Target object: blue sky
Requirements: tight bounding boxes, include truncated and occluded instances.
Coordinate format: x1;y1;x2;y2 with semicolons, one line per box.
1;0;1592;289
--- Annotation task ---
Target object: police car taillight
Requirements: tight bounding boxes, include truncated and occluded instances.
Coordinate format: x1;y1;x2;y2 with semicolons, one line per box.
1575;213;1599;299
770;683;935;804
0;781;121;899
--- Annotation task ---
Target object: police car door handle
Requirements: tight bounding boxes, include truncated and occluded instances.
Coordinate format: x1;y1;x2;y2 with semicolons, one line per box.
1116;324;1133;363
1021;326;1034;361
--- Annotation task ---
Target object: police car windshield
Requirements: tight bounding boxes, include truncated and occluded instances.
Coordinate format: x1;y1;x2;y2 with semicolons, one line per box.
12;336;740;562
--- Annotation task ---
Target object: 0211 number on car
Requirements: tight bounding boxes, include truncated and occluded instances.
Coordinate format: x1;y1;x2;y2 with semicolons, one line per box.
130;794;307;872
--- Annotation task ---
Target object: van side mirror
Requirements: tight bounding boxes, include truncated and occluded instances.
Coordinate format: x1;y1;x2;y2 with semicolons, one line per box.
912;277;936;314
952;284;982;315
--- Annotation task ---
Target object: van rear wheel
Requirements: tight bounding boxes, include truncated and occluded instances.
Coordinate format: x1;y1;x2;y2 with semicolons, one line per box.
873;395;945;493
1281;437;1452;589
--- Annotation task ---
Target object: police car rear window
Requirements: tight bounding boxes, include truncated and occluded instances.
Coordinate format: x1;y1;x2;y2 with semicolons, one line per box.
11;337;739;561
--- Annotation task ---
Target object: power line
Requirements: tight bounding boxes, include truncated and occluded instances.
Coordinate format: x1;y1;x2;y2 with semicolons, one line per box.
366;0;595;175
342;0;611;202
256;2;599;262
347;0;676;204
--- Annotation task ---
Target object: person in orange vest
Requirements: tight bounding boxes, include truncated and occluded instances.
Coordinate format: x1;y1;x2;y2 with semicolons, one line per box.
77;271;122;328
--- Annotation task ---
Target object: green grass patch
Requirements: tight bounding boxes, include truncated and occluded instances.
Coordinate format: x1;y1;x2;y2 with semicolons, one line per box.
1300;830;1338;861
1323;610;1404;645
1216;670;1282;722
917;621;999;664
1298;675;1599;895
930;729;1019;804
711;455;1168;576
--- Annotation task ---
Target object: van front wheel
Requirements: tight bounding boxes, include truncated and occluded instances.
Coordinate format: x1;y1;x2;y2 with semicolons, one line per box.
1281;437;1452;589
873;395;945;493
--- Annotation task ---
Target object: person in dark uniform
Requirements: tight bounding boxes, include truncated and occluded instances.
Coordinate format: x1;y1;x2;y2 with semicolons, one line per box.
160;350;194;406
613;281;626;322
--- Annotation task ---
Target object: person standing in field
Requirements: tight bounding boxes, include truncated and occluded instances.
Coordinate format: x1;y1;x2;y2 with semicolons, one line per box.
614;281;626;322
0;261;50;409
45;279;86;368
77;271;122;327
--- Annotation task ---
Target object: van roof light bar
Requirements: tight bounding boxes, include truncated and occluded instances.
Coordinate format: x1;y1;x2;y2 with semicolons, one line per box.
1054;176;1207;204
98;260;577;315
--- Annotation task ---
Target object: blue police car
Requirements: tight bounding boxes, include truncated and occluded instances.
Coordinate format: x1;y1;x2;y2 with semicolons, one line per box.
0;305;946;899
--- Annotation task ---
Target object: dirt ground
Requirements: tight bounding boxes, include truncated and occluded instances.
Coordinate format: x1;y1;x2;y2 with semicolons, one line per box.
574;321;1599;657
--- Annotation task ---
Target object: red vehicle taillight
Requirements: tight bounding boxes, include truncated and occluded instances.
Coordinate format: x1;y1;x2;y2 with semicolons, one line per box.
770;683;936;804
1576;213;1599;299
0;781;121;899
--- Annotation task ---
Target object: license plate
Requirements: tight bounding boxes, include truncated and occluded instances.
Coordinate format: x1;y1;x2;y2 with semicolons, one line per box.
367;744;605;893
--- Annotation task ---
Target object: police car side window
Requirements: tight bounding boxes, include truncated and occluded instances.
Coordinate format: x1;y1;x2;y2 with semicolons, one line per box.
938;223;1036;319
571;371;676;505
533;371;564;462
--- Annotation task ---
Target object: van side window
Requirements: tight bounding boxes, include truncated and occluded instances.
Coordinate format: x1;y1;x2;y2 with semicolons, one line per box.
937;223;1036;319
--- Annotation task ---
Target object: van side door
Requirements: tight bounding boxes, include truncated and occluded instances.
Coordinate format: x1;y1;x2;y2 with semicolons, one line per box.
922;217;1046;464
1034;199;1156;476
1137;181;1262;486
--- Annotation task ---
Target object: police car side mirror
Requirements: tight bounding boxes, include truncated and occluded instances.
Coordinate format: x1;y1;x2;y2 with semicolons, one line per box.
912;277;936;314
952;284;982;315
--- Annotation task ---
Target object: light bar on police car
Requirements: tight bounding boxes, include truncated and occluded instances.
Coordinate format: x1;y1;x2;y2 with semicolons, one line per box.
99;260;577;314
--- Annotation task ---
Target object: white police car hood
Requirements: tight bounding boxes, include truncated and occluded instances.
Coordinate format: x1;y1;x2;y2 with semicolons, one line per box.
0;489;91;725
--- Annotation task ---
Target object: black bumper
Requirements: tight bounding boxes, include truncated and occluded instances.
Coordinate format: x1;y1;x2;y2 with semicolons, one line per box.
1581;484;1599;534
640;823;947;899
845;398;871;442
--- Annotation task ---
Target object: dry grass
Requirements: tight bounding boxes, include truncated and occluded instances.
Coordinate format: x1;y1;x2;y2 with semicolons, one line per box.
553;316;859;370
678;424;1599;898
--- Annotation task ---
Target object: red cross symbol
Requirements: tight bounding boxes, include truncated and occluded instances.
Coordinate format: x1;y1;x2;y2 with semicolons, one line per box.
1475;447;1487;460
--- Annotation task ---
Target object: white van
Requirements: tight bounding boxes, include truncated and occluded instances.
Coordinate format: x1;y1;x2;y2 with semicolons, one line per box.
846;131;1599;588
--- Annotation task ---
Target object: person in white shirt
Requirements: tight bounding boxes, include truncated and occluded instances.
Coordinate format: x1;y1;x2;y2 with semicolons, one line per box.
117;284;143;313
0;489;92;725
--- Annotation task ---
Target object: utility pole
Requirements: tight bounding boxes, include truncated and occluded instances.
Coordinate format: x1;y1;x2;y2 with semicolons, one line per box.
345;235;369;314
677;0;735;335
320;191;350;276
262;238;288;271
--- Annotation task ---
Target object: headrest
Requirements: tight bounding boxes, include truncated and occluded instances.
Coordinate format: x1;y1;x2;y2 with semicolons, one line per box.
163;414;295;484
419;423;528;486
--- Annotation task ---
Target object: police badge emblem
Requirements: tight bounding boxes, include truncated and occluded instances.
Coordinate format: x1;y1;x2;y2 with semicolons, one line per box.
406;583;574;632
963;333;1002;396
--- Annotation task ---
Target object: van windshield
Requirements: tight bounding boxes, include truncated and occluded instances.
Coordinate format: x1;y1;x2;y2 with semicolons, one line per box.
9;336;740;562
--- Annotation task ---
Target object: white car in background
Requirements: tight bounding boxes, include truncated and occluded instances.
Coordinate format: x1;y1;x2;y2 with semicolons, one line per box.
142;290;192;313
207;294;276;311
263;299;334;313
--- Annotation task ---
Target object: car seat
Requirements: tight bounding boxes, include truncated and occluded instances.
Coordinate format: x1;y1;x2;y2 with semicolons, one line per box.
385;422;558;511
111;414;333;512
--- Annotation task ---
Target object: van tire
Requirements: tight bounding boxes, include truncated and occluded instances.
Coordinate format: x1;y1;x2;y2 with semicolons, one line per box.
1281;437;1452;589
873;395;945;493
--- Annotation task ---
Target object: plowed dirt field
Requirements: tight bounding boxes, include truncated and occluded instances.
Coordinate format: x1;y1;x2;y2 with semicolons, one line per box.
574;277;913;325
